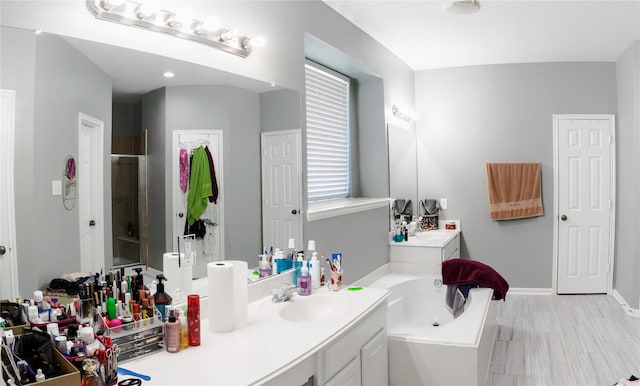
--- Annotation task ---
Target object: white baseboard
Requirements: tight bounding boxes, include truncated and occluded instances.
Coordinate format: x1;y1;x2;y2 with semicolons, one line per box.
612;289;640;318
509;287;553;295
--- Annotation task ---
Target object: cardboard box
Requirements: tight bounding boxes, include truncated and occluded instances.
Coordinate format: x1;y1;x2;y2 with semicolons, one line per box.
2;326;81;385
41;349;81;386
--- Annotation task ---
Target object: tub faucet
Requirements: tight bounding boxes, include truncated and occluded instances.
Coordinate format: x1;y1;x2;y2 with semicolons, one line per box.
272;283;296;303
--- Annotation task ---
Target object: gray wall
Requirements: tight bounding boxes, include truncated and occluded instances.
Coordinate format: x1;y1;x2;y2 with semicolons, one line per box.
614;41;640;308
1;28;112;294
1;27;37;296
260;88;302;133
142;88;166;271
415;62;617;289
305;207;390;283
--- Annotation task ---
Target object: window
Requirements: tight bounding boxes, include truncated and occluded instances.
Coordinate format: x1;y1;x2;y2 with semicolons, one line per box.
305;60;350;201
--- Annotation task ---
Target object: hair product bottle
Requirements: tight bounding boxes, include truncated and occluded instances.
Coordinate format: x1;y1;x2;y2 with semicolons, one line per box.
187;294;201;346
153;274;172;321
179;309;189;350
164;307;180;353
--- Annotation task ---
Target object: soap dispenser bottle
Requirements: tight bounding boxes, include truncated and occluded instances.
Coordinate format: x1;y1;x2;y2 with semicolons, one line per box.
258;254;271;278
297;263;312;296
309;251;321;290
153;274;172;321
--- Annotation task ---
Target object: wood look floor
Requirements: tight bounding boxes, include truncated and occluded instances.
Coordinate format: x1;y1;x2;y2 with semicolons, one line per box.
487;294;640;386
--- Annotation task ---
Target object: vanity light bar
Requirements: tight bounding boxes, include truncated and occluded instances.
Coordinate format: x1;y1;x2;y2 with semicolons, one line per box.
86;0;256;58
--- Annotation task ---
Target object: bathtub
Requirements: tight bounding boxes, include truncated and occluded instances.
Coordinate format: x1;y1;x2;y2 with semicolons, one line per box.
369;273;497;386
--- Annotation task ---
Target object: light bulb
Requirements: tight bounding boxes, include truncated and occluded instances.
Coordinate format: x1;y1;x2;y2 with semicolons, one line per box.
163;71;175;79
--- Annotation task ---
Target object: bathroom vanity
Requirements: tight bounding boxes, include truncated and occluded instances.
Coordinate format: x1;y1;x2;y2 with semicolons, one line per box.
389;229;461;266
120;286;390;385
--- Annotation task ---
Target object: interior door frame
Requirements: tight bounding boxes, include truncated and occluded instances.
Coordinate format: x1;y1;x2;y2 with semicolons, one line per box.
1;89;19;299
552;114;616;294
261;129;303;251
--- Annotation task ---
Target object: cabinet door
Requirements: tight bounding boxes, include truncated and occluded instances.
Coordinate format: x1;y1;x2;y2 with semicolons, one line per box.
361;328;388;386
324;355;361;386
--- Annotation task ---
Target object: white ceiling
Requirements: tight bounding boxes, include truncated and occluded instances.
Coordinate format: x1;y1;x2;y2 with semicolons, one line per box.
324;0;640;71
62;36;277;102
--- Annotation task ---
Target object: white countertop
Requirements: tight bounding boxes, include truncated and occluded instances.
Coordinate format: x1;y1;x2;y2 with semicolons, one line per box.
389;229;461;248
119;286;390;385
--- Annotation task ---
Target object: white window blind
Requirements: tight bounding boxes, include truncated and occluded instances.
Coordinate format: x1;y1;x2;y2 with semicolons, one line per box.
305;61;350;201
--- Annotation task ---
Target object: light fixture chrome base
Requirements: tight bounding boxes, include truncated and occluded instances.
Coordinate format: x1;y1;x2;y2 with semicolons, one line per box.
86;0;253;58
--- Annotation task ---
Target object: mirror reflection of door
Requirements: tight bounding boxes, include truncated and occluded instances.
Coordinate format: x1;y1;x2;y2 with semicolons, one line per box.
172;130;224;279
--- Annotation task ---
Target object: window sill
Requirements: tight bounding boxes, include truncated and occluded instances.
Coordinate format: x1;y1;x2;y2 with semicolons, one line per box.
306;197;391;222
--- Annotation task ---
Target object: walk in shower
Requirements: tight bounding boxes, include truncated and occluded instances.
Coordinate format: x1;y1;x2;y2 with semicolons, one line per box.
111;154;148;267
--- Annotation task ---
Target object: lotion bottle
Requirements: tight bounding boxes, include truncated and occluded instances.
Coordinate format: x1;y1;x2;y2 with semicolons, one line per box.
164;307;180;353
309;251;321;290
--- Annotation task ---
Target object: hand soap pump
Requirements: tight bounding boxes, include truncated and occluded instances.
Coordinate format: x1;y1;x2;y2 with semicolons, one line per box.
153;274;172;321
310;251;321;290
258;254;271;278
297;263;312;296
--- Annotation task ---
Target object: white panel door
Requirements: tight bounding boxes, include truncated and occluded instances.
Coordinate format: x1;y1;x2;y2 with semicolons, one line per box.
172;130;223;279
78;113;105;274
555;115;614;294
261;130;302;252
1;89;19;299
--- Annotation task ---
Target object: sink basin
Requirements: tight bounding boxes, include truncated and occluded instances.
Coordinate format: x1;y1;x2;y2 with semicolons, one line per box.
278;294;352;322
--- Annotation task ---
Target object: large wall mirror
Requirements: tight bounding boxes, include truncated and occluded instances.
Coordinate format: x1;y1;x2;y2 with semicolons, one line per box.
2;26;302;295
387;123;418;221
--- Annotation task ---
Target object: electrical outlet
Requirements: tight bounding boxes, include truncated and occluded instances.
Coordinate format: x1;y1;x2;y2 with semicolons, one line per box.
52;180;62;196
440;198;448;210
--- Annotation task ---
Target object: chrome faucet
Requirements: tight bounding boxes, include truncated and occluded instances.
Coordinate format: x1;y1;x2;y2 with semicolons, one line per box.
271;283;296;303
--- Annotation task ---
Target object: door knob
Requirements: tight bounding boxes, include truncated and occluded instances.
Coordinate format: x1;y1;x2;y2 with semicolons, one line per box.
89;220;96;226
0;246;6;255
560;215;567;221
291;209;298;215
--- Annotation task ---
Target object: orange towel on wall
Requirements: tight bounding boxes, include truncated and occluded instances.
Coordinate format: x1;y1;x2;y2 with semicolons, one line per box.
486;162;543;220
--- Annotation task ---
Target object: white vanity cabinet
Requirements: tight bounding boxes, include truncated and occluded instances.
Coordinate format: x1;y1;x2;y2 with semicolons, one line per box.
390;230;461;265
322;303;388;386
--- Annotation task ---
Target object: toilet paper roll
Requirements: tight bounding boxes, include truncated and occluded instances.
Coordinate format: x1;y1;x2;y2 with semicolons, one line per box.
225;260;248;329
163;252;193;300
208;262;235;332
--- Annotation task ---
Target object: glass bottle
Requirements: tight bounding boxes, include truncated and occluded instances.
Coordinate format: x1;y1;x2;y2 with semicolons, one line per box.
81;358;104;386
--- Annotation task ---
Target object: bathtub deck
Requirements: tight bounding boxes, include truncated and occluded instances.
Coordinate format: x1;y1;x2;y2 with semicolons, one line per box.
487;294;640;386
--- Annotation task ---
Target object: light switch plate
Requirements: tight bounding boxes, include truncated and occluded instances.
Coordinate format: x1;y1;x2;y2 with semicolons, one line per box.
52;180;62;196
440;198;448;210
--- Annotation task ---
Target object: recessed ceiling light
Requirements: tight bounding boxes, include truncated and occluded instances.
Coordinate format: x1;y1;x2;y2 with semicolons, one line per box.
163;71;175;78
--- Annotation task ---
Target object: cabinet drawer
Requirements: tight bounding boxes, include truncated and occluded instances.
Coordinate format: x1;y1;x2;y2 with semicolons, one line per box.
441;234;460;261
324;303;386;380
324;355;361;386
